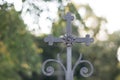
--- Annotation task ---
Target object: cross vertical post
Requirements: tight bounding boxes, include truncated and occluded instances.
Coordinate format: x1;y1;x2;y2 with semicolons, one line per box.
64;12;74;36
66;46;72;80
64;12;74;80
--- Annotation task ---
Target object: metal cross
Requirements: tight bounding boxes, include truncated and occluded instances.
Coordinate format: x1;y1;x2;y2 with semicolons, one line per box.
42;12;94;80
44;12;93;46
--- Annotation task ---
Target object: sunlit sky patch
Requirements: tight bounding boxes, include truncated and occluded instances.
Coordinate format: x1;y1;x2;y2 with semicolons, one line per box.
2;0;120;34
2;0;22;11
73;0;120;34
117;47;120;62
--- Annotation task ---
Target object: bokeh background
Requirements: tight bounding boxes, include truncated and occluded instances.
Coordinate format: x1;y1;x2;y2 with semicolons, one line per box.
0;0;120;80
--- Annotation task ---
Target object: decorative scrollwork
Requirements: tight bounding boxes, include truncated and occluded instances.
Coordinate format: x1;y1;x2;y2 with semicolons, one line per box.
42;54;66;76
72;54;94;77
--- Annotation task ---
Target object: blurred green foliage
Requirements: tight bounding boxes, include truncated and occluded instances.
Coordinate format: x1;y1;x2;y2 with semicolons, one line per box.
0;0;120;80
0;2;41;80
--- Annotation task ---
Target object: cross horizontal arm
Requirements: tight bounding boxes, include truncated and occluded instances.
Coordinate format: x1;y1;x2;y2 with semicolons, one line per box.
44;35;63;46
74;34;94;46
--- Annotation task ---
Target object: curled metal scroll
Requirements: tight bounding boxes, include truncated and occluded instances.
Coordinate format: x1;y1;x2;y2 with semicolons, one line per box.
72;54;94;77
42;54;66;76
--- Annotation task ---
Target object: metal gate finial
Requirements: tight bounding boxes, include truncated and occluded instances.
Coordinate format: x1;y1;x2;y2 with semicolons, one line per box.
42;12;94;80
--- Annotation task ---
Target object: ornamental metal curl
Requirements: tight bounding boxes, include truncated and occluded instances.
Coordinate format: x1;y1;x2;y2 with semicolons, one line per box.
42;54;66;76
72;54;94;77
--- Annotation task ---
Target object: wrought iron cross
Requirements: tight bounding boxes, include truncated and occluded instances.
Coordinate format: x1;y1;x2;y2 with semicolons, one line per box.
42;12;94;80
